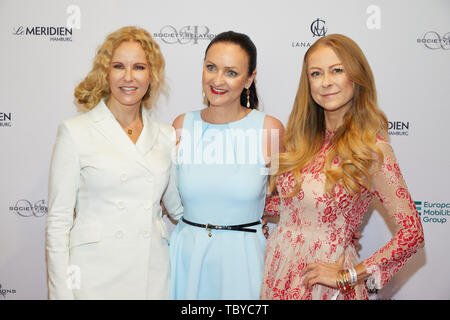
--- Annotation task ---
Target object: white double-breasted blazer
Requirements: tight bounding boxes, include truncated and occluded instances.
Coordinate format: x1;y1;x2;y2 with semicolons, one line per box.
46;100;183;299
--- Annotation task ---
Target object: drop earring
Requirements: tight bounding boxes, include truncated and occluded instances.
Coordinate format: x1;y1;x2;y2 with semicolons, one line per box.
246;88;251;108
202;91;209;106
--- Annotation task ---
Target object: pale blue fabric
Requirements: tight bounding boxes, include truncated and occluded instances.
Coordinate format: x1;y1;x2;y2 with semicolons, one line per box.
169;109;268;299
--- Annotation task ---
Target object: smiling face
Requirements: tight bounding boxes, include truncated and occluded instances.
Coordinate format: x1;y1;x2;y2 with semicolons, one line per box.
107;41;151;110
307;45;355;121
202;42;255;109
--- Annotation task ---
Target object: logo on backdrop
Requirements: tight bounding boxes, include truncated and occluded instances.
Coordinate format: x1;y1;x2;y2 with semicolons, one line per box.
310;18;327;37
11;5;80;42
415;201;450;225
388;121;409;136
292;18;328;48
417;31;450;50
0;112;12;127
153;25;217;45
12;26;73;42
9;199;48;217
0;283;17;299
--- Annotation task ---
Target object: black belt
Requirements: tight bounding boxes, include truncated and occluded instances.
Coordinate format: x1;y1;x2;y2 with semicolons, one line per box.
181;217;261;237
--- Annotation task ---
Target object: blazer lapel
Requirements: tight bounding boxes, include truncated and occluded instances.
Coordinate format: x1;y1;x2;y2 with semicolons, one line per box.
136;108;159;157
87;100;151;171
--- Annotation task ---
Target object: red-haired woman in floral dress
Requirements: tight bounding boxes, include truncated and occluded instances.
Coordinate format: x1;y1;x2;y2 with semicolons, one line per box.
260;34;424;300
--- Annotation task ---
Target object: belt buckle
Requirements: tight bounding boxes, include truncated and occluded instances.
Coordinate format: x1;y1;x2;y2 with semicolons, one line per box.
205;223;213;237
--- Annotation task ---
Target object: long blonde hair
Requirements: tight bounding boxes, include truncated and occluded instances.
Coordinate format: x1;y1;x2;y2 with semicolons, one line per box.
270;34;388;197
74;26;165;110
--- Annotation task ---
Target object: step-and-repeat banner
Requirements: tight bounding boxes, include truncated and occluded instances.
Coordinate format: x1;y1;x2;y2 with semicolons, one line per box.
1;0;449;299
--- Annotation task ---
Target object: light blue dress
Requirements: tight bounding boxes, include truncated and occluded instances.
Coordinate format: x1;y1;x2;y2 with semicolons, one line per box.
169;109;268;299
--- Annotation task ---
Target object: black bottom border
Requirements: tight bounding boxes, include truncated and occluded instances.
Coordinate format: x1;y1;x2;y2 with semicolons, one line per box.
2;299;449;318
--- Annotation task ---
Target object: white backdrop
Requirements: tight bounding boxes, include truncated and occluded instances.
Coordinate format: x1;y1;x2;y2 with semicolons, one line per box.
1;0;449;299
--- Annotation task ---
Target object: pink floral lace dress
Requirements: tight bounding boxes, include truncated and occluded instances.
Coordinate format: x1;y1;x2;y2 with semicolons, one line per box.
261;131;424;300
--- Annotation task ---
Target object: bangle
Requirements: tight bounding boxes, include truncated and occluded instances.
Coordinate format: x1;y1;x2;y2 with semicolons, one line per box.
348;267;357;285
336;269;355;295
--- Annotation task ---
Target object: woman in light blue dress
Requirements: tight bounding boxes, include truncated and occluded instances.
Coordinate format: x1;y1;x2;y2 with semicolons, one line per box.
169;31;284;299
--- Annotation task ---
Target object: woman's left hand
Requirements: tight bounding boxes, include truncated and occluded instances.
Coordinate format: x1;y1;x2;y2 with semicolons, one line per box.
352;231;362;254
302;253;345;290
161;201;168;216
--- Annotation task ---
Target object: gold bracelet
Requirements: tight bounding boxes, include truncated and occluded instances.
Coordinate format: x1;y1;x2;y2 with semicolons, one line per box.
336;270;355;295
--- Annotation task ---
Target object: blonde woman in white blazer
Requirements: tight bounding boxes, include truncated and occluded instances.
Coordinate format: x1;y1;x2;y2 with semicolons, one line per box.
46;26;182;300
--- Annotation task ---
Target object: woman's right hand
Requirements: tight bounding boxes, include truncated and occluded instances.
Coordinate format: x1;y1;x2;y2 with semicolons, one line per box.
262;218;270;239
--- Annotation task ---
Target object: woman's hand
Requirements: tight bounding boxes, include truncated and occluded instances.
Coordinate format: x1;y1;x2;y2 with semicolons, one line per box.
352;231;362;254
161;201;168;216
302;253;345;290
262;218;270;239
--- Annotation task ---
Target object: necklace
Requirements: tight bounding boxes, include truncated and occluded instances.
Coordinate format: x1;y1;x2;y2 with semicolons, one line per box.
123;117;143;136
106;103;143;136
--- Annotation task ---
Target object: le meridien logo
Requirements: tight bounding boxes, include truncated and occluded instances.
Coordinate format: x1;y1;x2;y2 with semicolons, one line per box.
11;5;80;42
13;26;73;42
415;201;450;224
0;112;12;127
388;121;409;136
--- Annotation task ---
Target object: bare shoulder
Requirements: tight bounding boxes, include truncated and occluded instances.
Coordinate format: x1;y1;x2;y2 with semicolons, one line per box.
172;113;186;144
263;115;285;131
172;113;186;130
262;114;286;154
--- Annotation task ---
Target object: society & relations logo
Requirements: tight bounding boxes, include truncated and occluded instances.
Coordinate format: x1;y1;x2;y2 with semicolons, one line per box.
153;25;217;45
0;283;17;299
9;199;48;218
417;31;450;50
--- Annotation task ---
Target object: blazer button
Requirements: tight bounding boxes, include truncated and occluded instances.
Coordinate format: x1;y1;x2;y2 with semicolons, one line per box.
115;231;124;239
142;230;150;238
117;200;125;209
120;173;128;182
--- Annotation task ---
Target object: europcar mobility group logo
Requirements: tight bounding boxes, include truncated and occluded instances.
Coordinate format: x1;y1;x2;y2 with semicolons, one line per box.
9;199;48;218
0;112;12;127
291;18;328;48
388;121;409;136
153;25;217;45
415;201;450;224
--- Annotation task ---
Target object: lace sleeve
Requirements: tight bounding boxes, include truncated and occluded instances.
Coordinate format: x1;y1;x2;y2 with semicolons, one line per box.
264;194;281;219
363;140;424;289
